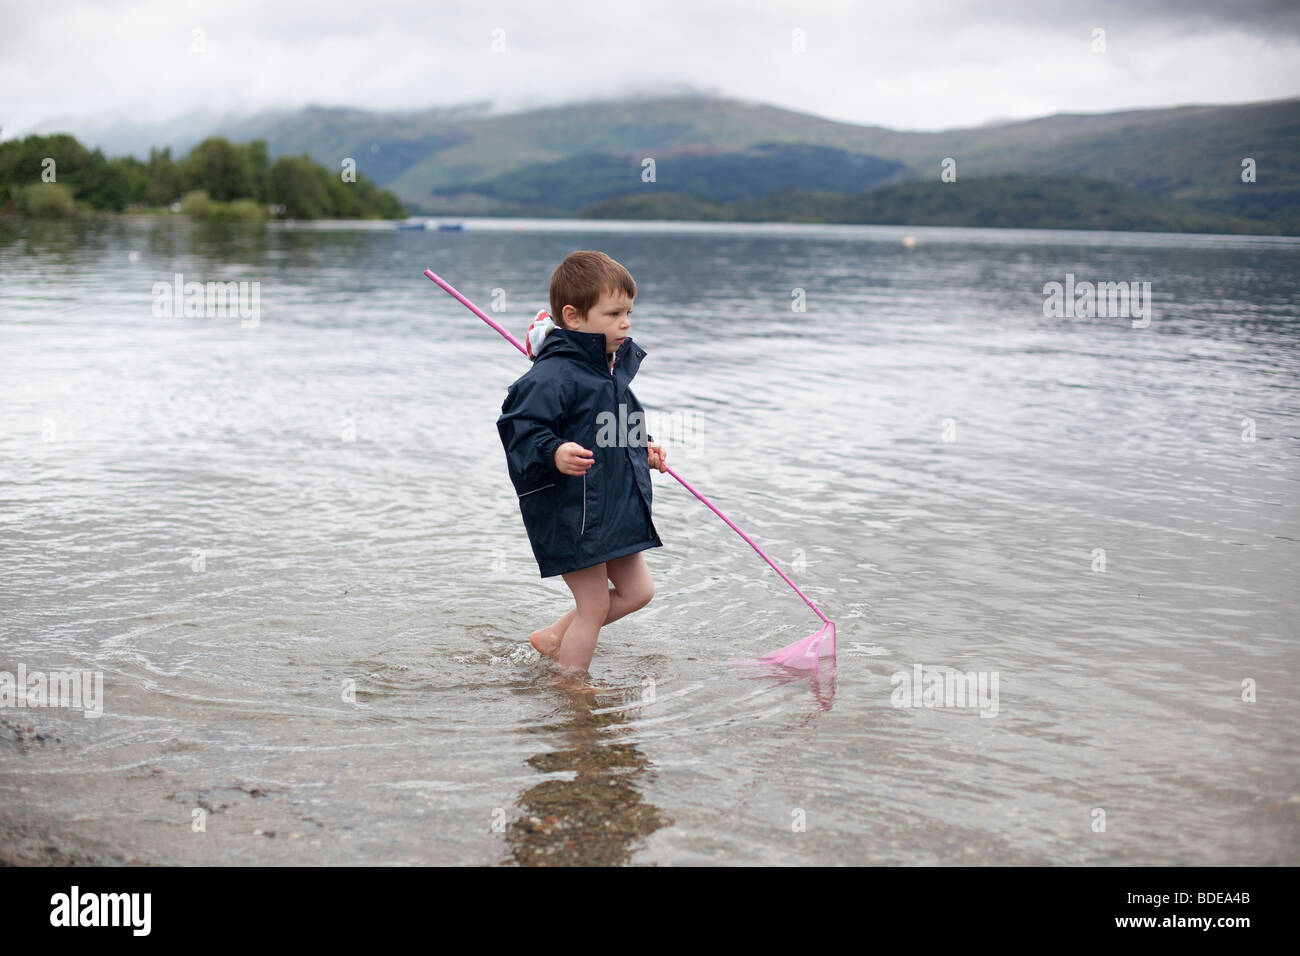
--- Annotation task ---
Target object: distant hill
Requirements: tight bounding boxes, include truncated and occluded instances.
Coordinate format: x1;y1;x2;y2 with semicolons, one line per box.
30;94;1300;233
427;144;907;216
580;175;1277;235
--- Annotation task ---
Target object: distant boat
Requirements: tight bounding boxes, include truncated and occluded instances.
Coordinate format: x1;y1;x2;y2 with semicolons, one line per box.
395;219;427;231
436;221;465;232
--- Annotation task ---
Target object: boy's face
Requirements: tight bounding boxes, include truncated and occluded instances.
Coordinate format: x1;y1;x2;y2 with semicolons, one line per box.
564;288;633;355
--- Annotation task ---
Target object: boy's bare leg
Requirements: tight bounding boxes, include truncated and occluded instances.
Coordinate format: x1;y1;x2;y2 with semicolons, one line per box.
554;563;610;674
605;552;654;616
530;553;655;656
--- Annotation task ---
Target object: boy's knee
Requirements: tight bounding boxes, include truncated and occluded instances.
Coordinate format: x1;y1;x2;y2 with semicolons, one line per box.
585;588;611;618
638;580;654;609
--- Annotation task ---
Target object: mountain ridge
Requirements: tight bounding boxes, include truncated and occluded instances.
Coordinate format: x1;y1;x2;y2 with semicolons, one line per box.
18;93;1299;232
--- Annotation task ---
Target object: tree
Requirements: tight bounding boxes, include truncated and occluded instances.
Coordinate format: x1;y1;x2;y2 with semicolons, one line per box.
270;154;331;218
181;137;255;201
146;147;182;207
81;154;148;211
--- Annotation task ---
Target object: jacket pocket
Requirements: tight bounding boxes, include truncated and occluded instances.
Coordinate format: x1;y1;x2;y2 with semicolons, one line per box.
517;482;559;553
579;464;600;537
628;447;653;509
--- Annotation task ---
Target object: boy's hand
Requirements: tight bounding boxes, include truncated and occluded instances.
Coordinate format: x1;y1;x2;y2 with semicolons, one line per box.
555;441;594;476
647;442;667;473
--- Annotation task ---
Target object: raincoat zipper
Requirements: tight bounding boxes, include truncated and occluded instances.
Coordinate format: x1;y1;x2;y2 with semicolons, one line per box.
581;348;617;536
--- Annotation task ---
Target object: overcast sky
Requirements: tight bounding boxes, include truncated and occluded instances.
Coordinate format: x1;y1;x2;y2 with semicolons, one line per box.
3;0;1298;141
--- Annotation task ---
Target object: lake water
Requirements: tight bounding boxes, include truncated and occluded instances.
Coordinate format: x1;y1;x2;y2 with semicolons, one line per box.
1;216;1297;865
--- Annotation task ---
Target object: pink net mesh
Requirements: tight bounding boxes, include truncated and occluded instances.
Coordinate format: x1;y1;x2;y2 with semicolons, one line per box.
737;621;836;672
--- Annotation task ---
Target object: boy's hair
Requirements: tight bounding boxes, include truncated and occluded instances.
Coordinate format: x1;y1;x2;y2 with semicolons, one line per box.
550;251;636;329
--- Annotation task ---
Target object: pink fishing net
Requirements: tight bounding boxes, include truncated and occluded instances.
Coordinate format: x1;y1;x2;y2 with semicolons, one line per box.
738;620;836;671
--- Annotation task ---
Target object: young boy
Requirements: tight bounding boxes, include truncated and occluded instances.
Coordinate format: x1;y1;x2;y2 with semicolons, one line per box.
497;251;668;676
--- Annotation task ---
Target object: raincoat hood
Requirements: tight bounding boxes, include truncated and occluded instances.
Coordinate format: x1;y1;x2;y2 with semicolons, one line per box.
525;310;558;360
527;309;644;376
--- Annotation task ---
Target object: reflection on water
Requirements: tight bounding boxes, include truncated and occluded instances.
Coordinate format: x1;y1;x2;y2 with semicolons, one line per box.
506;683;672;866
0;217;1297;866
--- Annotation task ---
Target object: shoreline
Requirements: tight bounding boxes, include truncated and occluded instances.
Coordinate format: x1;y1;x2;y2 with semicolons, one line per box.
1;209;1291;238
0;718;143;866
0;813;144;867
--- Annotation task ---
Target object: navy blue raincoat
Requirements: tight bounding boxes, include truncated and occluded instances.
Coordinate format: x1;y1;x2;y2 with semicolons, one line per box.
497;328;663;578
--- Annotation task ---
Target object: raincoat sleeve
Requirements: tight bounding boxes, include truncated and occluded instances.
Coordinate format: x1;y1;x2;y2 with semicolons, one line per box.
497;370;569;490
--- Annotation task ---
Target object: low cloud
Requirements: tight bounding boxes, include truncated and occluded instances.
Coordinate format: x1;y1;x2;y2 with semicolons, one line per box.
2;0;1297;143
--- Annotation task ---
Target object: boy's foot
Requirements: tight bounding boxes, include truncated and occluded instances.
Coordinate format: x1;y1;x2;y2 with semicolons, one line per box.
554;672;619;695
529;626;563;657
